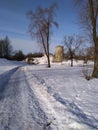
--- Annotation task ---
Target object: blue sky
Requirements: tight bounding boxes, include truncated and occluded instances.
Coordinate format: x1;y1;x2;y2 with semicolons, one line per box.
0;0;81;54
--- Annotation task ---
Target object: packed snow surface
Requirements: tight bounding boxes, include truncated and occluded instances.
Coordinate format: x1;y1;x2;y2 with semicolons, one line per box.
0;58;98;130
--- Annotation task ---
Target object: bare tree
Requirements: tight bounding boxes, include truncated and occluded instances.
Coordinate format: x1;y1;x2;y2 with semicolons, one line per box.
27;4;58;67
77;0;98;77
63;35;83;67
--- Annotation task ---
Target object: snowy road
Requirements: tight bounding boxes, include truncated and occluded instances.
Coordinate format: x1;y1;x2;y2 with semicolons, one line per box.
0;64;98;130
0;66;57;130
0;66;68;130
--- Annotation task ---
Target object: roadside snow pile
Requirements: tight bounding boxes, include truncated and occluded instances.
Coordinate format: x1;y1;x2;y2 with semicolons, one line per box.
34;55;53;65
0;58;13;66
0;58;27;75
0;58;26;66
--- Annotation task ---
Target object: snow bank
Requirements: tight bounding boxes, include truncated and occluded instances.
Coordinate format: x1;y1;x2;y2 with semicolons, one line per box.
0;58;27;75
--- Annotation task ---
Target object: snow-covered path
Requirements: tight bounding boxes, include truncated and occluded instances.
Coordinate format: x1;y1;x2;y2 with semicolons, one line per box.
0;63;98;130
0;66;67;130
0;67;47;130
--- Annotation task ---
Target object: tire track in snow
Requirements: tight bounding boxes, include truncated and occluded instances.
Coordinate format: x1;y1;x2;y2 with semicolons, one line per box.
19;68;50;130
0;67;26;130
0;67;19;94
23;66;69;130
0;67;50;130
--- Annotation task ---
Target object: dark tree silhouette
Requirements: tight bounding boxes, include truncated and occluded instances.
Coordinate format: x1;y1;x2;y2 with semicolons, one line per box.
0;36;12;59
27;3;58;67
13;50;25;61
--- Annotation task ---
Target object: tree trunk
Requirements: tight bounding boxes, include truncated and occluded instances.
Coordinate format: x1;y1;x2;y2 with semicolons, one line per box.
70;52;74;67
46;21;51;68
92;38;98;77
47;54;51;68
71;58;73;67
88;0;98;78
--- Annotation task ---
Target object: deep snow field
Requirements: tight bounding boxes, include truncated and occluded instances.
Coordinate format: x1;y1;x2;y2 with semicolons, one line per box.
0;57;98;130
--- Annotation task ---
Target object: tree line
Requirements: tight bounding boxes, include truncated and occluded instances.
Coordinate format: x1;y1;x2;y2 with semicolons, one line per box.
0;36;25;61
0;36;44;61
0;36;12;59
